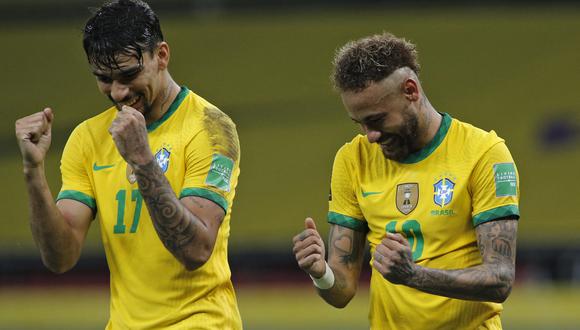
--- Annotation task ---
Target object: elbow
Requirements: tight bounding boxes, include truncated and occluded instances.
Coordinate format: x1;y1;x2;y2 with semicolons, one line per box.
181;246;213;271
329;296;354;309
42;257;76;274
322;288;356;309
490;283;513;303
489;267;515;303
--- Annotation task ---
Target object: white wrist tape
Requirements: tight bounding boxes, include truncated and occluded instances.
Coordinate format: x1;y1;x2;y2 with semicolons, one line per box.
310;262;335;290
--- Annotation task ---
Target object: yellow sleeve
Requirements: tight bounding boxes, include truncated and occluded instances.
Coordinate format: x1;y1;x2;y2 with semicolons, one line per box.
56;123;96;214
470;141;520;226
327;144;367;232
179;107;240;214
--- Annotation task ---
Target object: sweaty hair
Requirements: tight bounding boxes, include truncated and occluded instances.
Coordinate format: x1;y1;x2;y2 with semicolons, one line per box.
332;32;420;92
83;0;164;70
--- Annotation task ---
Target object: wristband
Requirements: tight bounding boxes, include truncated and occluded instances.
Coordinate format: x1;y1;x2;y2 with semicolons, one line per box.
310;262;335;290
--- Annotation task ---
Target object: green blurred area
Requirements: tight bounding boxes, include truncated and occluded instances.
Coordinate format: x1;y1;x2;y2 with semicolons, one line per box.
2;6;580;253
1;284;579;329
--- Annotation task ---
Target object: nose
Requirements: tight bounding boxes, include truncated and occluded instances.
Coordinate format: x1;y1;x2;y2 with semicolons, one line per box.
361;124;382;143
109;80;130;103
366;130;382;143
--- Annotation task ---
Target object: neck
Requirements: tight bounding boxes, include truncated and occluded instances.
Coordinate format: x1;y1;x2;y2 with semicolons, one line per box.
147;75;180;125
416;98;442;149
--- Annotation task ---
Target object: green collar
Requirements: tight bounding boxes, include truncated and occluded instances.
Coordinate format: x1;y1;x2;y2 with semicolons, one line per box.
146;86;189;132
399;112;452;164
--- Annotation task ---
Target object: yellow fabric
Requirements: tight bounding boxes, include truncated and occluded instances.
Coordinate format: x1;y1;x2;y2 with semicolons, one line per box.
328;114;519;330
59;87;242;329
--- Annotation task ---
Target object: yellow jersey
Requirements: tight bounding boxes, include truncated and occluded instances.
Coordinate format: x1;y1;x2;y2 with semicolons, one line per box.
57;87;242;329
328;113;519;330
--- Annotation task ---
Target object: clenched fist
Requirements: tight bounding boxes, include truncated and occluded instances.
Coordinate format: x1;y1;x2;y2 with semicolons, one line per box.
292;217;327;279
109;105;153;167
372;232;417;285
15;108;54;167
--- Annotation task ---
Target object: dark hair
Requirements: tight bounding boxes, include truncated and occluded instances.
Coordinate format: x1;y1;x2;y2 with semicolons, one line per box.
332;32;420;92
83;0;164;70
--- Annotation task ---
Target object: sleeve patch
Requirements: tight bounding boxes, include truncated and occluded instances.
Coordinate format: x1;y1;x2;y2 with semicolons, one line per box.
205;154;234;192
493;163;517;197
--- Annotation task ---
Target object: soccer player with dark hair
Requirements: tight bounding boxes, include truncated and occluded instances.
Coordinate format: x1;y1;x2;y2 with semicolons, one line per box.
15;0;242;328
293;33;520;329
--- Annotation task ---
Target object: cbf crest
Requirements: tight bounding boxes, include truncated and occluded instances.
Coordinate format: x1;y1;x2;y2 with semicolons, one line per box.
433;177;455;207
155;147;171;173
125;145;171;184
396;183;419;215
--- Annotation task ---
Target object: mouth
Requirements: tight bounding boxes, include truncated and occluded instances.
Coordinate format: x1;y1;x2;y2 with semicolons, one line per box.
120;95;142;109
379;135;400;149
117;95;143;111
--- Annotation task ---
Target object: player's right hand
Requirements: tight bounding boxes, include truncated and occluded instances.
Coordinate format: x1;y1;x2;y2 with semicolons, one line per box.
292;217;327;279
15;108;54;167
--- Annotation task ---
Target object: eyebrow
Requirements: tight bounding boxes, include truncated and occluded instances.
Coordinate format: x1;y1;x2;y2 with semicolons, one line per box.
92;65;143;79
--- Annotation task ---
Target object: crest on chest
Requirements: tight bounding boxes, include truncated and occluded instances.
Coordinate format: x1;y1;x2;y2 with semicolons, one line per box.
125;145;172;184
396;183;419;215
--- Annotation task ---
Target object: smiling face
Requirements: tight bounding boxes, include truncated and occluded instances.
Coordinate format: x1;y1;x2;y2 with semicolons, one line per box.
91;44;169;122
341;69;423;162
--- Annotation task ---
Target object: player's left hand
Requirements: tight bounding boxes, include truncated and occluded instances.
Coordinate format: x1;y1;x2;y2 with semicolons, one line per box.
372;232;417;285
109;105;153;166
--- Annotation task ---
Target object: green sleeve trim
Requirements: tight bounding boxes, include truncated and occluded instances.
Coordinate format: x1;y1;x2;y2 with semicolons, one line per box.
180;187;228;214
473;205;520;226
327;211;367;232
56;190;97;213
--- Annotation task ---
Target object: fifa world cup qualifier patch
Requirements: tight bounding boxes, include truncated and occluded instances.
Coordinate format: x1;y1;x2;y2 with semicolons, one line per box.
493;163;517;197
205;154;234;192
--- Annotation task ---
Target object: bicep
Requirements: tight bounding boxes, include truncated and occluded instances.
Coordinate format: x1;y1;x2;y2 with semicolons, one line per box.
55;199;93;246
327;224;366;281
475;218;518;265
180;196;225;237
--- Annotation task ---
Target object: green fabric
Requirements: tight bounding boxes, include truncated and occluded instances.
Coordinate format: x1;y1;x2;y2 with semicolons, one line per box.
56;190;97;213
179;187;228;214
327;211;367;232
473;205;520;226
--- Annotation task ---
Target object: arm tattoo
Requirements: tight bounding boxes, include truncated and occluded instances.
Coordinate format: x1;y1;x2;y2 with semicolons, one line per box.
134;159;201;260
329;225;365;268
408;219;517;302
318;225;367;307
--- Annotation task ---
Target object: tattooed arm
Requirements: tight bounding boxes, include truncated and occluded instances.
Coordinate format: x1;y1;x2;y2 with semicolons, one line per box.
110;105;224;271
293;219;366;308
319;223;367;307
373;218;518;303
134;160;224;270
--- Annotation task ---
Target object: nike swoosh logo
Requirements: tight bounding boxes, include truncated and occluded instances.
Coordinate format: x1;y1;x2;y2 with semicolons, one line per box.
93;162;115;171
362;191;383;197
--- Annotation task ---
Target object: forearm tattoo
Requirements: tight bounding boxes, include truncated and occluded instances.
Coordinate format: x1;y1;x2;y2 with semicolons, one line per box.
329;225;365;268
134;159;199;259
319;225;366;306
409;219;517;302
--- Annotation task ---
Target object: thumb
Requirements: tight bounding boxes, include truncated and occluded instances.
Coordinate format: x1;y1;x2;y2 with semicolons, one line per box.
43;108;53;135
304;217;317;231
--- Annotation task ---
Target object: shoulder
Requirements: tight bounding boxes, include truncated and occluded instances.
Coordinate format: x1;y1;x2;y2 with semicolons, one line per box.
448;116;507;155
335;134;380;166
185;91;240;162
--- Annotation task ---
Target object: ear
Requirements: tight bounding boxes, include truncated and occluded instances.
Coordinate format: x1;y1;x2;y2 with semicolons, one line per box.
156;42;170;71
402;79;420;102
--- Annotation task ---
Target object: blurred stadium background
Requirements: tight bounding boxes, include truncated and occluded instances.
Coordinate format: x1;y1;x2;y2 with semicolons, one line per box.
1;0;579;329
